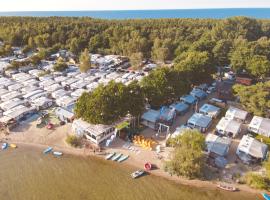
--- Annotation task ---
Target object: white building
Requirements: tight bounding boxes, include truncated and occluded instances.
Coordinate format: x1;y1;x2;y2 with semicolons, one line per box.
3;105;36;121
0;98;26;111
236;135;268;164
51;89;71;99
248;116;270;137
225;106;248;122
216;117;242;138
1;91;23;102
72;119;116;145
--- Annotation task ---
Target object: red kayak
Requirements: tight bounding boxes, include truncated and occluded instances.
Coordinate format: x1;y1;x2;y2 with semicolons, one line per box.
144;162;152;171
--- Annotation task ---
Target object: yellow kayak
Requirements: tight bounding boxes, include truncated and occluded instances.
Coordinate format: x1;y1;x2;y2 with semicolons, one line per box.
10;144;17;148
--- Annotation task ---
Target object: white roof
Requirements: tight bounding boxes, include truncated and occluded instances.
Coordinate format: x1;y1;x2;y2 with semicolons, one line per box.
8;83;23;91
31;97;52;106
0;98;25;111
22;79;40;86
249;116;270;136
51;89;70;99
54;76;68;83
61;78;79;86
225;106;248;121
216;117;242;135
1;91;22;102
3;105;35;120
44;83;63;93
237;135;267;159
56;95;75;107
39;79;56;88
23;89;44;99
71;89;87;98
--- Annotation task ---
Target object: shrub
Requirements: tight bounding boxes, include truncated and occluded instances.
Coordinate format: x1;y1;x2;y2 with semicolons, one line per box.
244;172;270;190
66;135;81;147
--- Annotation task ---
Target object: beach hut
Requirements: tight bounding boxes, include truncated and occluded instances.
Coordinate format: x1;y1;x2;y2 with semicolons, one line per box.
216;117;242;138
169;102;189;115
190;88;207;100
187;113;212;133
72;119;116;145
236;135;268;164
141;109;160;130
248;116;270;137
199;103;221;118
205;134;231;157
180;95;197;105
225;106;248;122
54;107;74;123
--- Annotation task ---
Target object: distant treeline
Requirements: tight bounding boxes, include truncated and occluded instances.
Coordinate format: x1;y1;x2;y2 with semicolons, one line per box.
1;16;270;78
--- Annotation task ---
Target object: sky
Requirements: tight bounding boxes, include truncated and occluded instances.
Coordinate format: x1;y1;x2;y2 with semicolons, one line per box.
0;0;270;12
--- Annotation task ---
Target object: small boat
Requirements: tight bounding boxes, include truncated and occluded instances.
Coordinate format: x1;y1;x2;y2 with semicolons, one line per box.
2;143;8;150
118;155;129;163
43;147;53;154
144;162;152;171
131;170;145;179
111;153;122;161
53;151;63;156
10;144;17;148
262;193;270;200
217;183;237;192
105;152;115;160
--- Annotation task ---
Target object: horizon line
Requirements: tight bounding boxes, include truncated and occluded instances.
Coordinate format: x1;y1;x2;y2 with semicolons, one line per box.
1;7;270;12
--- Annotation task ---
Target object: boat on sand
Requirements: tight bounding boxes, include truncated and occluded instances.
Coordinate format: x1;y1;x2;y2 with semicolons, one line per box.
2;143;8;150
43;147;53;154
262;193;270;200
217;183;237;192
10;144;17;148
118;155;129;163
53;151;63;156
111;153;122;161
105;152;115;160
131;170;145;179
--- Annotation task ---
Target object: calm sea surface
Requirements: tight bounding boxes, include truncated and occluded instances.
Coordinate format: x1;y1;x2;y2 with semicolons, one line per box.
0;9;270;19
0;146;260;200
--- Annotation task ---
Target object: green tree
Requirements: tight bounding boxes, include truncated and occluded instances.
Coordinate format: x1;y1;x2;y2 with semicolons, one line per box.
165;129;206;179
130;52;143;70
174;51;215;85
79;48;91;73
141;68;189;108
75;81;127;125
246;55;270;79
233;82;270;117
53;58;68;72
212;39;232;67
125;81;145;117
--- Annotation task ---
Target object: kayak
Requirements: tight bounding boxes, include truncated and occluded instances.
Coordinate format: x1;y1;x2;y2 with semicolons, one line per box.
144;162;152;171
53;151;63;156
262;193;270;200
2;143;8;150
105;152;115;160
118;155;129;163
10;144;17;148
43;147;53;154
131;170;145;179
217;183;237;192
111;153;122;161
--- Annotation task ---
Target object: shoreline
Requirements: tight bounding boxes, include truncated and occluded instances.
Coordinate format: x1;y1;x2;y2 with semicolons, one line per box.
1;138;262;195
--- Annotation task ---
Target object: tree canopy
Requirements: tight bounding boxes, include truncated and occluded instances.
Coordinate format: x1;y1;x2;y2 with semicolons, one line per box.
165;129;206;179
74;81;144;125
79;48;91;73
141;67;190;108
233;81;270;117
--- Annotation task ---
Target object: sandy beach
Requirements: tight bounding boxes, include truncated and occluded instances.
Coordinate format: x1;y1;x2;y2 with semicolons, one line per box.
0;119;261;196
